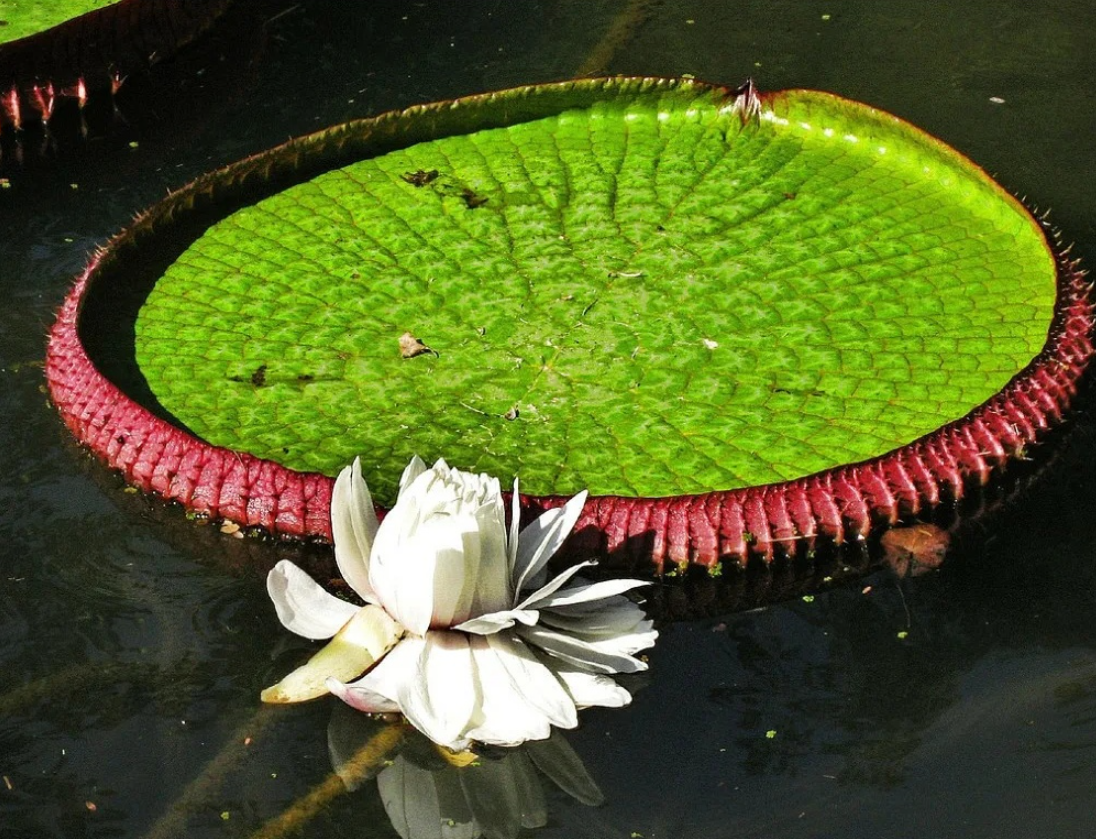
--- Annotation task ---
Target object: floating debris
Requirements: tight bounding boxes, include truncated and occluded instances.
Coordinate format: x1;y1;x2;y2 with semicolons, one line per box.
400;169;439;186
398;331;435;358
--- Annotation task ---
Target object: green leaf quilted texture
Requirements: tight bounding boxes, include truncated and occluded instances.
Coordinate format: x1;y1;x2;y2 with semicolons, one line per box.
0;0;121;46
134;85;1056;506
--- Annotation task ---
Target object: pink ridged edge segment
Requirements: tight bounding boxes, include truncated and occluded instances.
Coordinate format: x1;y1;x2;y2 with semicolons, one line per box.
43;80;1096;573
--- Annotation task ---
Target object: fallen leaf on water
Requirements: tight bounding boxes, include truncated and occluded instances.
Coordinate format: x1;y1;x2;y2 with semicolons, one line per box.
880;523;949;577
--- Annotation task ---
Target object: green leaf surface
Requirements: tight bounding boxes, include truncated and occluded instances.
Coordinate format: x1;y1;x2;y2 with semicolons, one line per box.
134;85;1056;505
0;0;121;46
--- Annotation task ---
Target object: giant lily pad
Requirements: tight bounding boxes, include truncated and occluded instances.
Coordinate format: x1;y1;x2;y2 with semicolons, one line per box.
46;78;1094;570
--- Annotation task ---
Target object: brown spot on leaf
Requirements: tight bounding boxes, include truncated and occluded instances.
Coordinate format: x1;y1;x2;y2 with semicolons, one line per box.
250;365;268;386
401;169;439;187
460;188;488;209
399;332;435;359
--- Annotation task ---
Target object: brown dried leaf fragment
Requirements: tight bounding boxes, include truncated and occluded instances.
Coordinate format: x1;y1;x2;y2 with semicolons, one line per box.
460;188;488;209
401;169;439;187
399;332;435;359
880;523;950;577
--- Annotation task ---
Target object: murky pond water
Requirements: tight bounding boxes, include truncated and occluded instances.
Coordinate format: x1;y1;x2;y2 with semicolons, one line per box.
3;1;1096;837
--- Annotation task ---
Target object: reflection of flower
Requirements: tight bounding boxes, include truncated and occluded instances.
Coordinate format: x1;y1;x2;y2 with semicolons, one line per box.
264;456;657;752
327;704;603;839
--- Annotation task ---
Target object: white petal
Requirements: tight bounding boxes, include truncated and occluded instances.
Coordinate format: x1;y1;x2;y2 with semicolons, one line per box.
375;511;464;636
424;513;478;630
331;458;379;602
454;609;538;635
530;578;649;610
567;622;659;658
486;633;577;729
517;625;649;674
333;634;424;712
261;604;403;703
507;478;520;570
397;631;478;750
397;455;428;497
539;594;658;656
467;498;513;617
515;560;596;609
267;560;360;640
463;635;553;747
541;596;653;638
513;491;587;595
327;679;400;714
554;668;632;709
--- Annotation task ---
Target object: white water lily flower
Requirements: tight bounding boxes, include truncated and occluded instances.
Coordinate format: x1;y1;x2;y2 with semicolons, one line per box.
263;456;657;751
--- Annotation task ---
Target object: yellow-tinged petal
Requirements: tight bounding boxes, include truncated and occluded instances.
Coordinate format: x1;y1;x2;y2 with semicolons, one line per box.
436;744;479;767
261;605;404;703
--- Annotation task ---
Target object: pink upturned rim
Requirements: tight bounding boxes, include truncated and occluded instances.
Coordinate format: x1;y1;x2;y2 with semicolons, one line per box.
44;78;1096;573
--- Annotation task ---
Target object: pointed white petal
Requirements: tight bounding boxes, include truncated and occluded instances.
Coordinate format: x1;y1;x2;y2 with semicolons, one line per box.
267;560;360;640
327;678;401;714
331;458;379;602
397;455;428;497
261;604;403;703
374;511;464;636
335;634;424;711
554;668;632;709
507;478;520;570
517;625;649;674
567;622;659;658
531;578;649;610
515;561;596;609
541;596;653;638
424;512;477;629
467;498;513;617
463;635;553;747
486;633;577;729
454;609;538;635
397;631;478;750
513;491;587;595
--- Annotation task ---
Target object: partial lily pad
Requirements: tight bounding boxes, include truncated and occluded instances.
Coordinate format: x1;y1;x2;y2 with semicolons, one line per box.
46;78;1094;569
0;1;123;46
0;0;231;128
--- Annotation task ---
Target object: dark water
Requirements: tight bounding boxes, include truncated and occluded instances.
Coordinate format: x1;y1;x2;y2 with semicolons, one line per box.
3;2;1096;837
